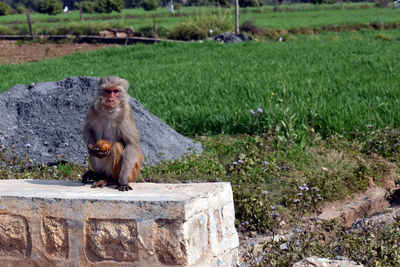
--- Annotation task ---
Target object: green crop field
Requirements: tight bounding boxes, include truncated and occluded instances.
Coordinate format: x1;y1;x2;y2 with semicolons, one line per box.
0;3;399;36
1;30;399;137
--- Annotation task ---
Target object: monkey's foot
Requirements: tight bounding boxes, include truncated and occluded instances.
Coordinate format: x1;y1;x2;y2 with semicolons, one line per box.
91;180;108;188
117;183;132;191
81;170;97;184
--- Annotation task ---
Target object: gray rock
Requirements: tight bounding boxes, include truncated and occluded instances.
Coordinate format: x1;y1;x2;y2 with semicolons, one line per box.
0;76;202;166
293;256;363;267
209;31;252;43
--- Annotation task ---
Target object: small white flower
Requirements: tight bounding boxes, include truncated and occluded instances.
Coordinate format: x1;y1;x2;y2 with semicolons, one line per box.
257;108;263;113
238;159;243;163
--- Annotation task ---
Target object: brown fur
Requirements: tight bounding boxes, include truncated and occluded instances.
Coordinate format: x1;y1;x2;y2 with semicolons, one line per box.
83;76;144;191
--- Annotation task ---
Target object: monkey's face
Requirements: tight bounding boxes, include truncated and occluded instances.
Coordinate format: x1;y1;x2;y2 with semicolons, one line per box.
101;87;121;111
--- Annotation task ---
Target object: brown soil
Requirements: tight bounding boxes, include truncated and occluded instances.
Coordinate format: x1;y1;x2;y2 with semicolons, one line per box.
0;40;117;65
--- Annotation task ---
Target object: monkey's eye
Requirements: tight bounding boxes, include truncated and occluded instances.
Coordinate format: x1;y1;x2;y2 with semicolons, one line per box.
104;89;121;95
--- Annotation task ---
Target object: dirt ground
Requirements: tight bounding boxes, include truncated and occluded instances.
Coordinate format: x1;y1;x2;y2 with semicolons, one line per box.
0;40;117;64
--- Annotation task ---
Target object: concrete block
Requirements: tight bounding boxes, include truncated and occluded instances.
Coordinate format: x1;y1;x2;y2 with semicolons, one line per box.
0;180;239;267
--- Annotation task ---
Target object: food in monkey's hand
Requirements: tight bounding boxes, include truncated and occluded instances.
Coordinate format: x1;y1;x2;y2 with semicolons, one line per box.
95;139;111;152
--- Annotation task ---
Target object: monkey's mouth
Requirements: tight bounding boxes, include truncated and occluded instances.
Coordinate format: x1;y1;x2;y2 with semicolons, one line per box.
101;98;116;110
104;103;115;110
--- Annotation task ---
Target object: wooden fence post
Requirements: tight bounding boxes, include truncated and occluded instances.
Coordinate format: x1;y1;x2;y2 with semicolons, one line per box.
26;14;34;39
235;0;239;34
153;13;157;38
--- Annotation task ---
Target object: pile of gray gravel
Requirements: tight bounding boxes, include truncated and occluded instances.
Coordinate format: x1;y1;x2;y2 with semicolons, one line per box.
0;76;202;166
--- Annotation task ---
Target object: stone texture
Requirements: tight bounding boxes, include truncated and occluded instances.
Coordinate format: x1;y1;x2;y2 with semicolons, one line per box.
42;217;68;259
0;76;202;166
293;256;363;267
153;219;187;265
0;180;238;267
85;219;139;262
0;214;31;258
318;187;390;227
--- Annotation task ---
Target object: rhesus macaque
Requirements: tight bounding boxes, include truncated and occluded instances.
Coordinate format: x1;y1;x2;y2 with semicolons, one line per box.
82;76;144;191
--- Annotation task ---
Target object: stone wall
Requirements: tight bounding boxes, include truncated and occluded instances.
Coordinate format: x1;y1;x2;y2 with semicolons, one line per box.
0;180;239;267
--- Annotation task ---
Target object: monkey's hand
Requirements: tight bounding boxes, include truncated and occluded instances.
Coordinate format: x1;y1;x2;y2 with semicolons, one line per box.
117;182;132;191
88;144;111;158
95;149;111;159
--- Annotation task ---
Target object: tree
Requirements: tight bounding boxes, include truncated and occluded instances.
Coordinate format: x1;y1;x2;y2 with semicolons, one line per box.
0;2;11;16
141;0;158;11
95;0;125;13
33;0;63;15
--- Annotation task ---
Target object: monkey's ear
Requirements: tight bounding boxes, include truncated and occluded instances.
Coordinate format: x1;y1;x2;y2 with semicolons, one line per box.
118;78;130;92
98;77;107;88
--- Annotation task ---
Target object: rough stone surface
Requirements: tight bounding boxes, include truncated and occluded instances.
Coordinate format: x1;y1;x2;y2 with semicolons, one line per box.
318;186;390;227
293;256;363;267
85;219;139;262
42;217;68;259
209;32;252;43
0;180;239;267
0;214;30;258
0;76;202;166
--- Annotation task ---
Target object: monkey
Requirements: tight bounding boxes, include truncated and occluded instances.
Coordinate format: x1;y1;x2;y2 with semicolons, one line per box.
82;76;144;191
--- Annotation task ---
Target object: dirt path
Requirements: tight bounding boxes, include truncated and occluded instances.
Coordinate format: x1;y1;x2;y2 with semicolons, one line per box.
0;40;117;64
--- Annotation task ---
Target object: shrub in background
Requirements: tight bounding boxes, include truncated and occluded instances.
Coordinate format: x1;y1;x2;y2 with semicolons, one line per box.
75;1;97;13
95;0;125;13
375;0;390;7
141;0;158;11
33;0;62;15
239;0;256;8
169;11;232;40
16;3;26;14
240;20;263;35
0;2;11;16
131;0;142;8
136;25;169;38
310;0;323;4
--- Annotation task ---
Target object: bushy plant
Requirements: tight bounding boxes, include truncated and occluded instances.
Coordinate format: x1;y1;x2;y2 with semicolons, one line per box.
16;3;26;14
33;0;62;15
240;20;263;35
239;0;256;8
169;11;232;40
215;0;230;7
131;0;142;8
0;2;11;16
375;0;390;7
141;0;158;11
95;0;124;13
169;22;207;40
135;25;168;38
75;1;97;13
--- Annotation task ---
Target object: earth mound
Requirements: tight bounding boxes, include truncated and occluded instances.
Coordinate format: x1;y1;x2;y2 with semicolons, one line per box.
0;76;202;166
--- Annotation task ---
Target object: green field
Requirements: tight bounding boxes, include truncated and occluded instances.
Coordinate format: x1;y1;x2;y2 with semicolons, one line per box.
0;3;399;36
1;30;399;137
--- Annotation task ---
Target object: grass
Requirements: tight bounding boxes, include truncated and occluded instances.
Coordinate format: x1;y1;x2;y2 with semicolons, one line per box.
1;31;399;138
0;3;399;37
